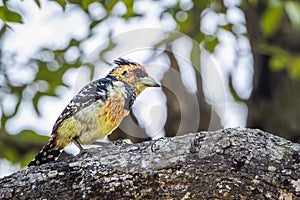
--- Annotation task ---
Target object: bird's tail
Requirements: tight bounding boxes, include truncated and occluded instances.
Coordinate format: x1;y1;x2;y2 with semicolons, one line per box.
28;137;62;167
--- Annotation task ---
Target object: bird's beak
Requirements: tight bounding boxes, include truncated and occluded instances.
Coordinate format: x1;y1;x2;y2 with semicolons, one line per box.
141;76;160;87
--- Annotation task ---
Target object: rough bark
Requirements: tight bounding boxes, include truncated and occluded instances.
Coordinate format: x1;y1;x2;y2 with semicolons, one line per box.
0;128;299;199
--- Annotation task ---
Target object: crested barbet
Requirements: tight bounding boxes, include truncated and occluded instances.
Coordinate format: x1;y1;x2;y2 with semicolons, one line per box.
28;58;160;166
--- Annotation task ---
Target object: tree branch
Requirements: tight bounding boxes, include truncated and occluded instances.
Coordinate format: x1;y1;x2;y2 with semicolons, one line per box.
0;128;299;199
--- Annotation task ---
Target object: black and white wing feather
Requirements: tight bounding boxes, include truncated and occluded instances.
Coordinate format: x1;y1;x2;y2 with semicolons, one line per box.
52;77;114;133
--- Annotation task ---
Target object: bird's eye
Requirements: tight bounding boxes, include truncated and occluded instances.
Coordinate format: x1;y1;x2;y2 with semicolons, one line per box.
122;71;128;76
133;69;145;78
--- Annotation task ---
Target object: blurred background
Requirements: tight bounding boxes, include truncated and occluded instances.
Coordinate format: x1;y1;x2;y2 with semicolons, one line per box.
1;0;300;177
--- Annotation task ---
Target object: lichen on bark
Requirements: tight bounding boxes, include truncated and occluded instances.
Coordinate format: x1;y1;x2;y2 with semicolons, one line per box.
0;128;299;199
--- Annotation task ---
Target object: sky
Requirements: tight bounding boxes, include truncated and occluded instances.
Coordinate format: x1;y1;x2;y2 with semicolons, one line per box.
0;0;253;177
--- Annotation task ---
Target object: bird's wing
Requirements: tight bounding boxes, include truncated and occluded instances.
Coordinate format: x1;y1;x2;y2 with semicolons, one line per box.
51;77;114;134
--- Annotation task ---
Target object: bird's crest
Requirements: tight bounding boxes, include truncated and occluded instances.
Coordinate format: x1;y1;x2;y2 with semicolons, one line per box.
113;58;137;66
109;58;147;77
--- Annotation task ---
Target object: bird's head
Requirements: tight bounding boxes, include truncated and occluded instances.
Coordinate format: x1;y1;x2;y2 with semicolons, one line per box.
109;58;160;95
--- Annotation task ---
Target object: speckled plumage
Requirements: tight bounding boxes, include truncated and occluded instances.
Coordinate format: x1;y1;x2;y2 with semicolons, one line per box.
28;58;159;166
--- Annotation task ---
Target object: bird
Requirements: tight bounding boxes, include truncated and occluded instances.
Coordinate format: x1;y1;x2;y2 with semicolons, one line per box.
28;58;160;166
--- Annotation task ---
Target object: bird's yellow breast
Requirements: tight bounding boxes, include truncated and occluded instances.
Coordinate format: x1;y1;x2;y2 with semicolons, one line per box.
55;90;129;147
97;95;129;134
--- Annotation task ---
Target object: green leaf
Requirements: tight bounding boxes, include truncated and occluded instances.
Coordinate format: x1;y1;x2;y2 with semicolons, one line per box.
121;0;142;19
122;12;142;20
260;3;283;37
0;130;48;165
203;35;219;53
0;6;23;23
32;92;43;115
68;0;81;5
16;130;49;145
103;0;119;12
21;151;38;167
90;17;107;29
258;43;287;56
289;57;300;79
82;0;98;11
269;54;289;71
2;0;8;6
285;1;300;29
219;23;233;32
193;0;210;10
1;114;9;129
190;41;200;71
34;0;41;8
69;38;81;47
55;0;67;10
